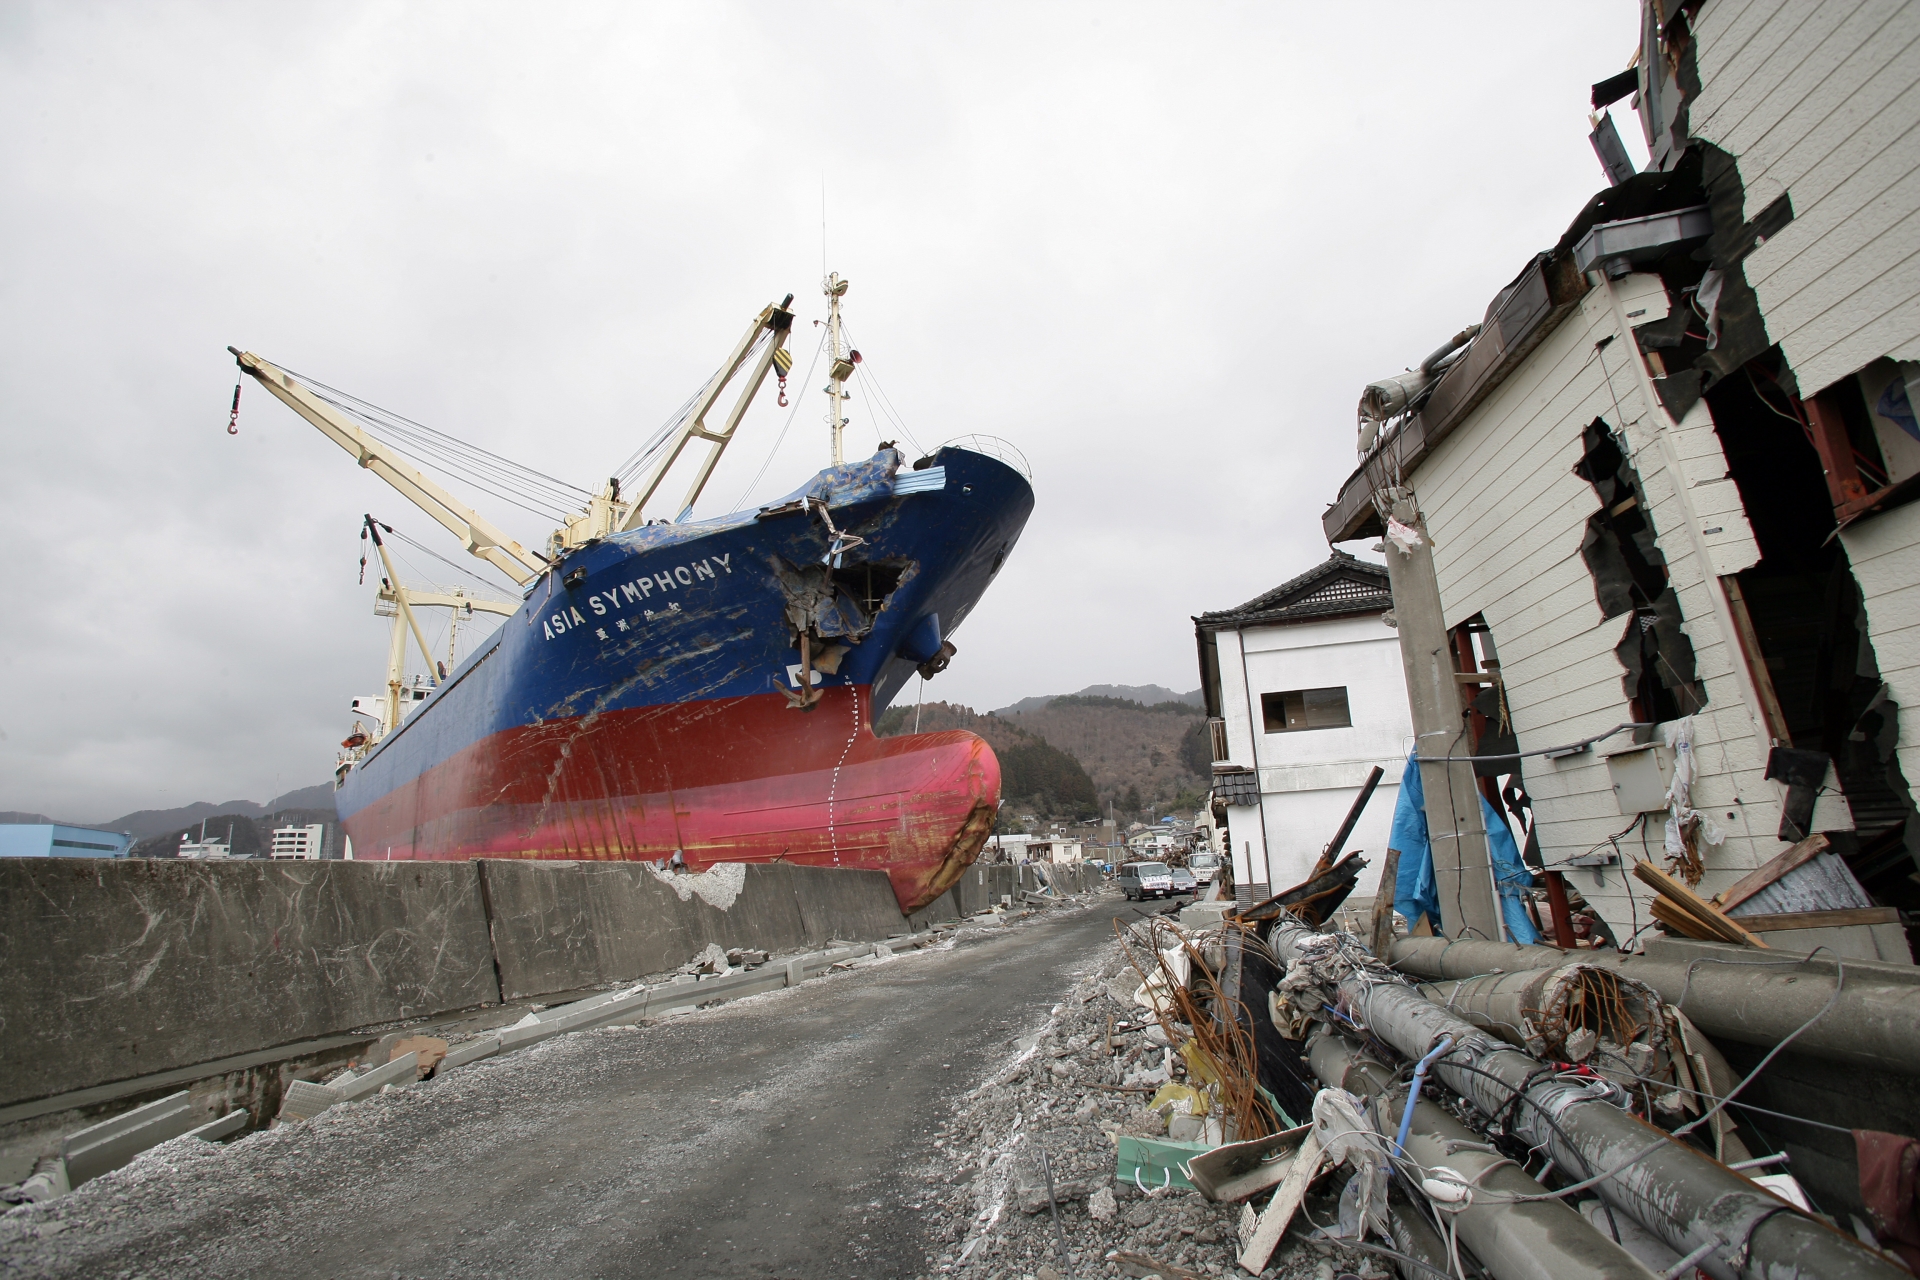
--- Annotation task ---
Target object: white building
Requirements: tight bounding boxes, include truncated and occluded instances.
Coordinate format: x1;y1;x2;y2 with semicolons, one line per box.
1314;0;1920;957
1195;553;1412;904
177;832;233;859
1026;838;1085;864
270;824;326;860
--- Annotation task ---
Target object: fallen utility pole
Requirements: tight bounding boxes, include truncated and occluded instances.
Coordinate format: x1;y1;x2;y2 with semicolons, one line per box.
1390;935;1920;1074
1377;486;1500;942
1307;1033;1657;1280
1268;918;1905;1280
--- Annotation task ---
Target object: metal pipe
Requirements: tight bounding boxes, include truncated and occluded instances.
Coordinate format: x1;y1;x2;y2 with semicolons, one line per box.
1308;1033;1656;1280
1275;921;1906;1280
1322;765;1386;868
1390;935;1920;1074
1396;1035;1454;1159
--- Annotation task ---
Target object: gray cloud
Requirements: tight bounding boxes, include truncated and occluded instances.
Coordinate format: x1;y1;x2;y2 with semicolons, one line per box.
0;1;1643;820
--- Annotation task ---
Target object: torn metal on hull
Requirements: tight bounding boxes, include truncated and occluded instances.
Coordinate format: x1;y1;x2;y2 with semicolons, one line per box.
335;444;1033;912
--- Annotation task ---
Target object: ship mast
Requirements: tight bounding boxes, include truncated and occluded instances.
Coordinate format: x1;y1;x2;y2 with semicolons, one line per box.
823;273;859;465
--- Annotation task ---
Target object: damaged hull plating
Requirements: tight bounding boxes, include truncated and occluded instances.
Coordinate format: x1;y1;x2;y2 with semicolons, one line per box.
335;445;1032;912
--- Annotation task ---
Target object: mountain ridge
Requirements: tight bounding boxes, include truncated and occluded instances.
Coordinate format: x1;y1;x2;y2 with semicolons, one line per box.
994;683;1203;716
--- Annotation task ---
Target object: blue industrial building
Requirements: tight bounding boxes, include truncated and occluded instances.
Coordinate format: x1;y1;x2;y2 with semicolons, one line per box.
0;824;132;858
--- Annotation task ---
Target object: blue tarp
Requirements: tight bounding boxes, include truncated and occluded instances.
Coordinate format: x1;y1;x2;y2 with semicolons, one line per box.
1390;753;1539;944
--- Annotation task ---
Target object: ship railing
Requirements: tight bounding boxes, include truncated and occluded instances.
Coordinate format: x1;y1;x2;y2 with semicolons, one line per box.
936;434;1032;480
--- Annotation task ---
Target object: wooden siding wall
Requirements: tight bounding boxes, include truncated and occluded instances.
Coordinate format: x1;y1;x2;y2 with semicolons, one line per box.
1690;0;1920;822
1407;273;1819;933
1690;0;1920;396
1841;506;1920;793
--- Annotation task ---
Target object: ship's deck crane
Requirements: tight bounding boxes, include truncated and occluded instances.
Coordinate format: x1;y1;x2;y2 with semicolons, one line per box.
344;516;517;755
228;294;795;584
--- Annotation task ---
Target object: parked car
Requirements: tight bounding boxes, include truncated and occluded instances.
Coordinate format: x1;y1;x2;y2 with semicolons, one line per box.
1168;865;1198;895
1115;861;1175;900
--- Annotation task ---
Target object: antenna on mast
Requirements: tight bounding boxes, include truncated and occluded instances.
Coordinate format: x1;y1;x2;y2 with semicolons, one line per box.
822;273;860;465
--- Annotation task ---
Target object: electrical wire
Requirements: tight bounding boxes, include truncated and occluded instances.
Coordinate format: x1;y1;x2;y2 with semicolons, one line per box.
1416;1056;1625;1242
1569;1064;1856;1137
1289;1222;1460;1280
1423;959;1848;1205
613;331;775;495
731;327;828;510
838;321;927;454
382;524;523;597
287;368;590;522
1416;722;1653;764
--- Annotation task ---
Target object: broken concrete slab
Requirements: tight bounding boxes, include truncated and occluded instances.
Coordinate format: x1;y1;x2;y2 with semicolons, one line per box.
185;1110;249;1142
14;1157;68;1203
61;1091;195;1187
440;1037;500;1071
333;1052;418;1102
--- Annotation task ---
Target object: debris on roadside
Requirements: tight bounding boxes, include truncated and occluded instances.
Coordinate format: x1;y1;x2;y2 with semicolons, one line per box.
923;844;1920;1280
916;918;1372;1280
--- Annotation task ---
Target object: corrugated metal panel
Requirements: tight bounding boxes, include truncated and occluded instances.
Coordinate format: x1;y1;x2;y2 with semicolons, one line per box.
893;467;946;495
1726;852;1873;917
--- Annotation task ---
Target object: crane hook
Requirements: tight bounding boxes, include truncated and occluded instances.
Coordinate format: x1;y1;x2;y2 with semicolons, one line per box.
226;379;242;434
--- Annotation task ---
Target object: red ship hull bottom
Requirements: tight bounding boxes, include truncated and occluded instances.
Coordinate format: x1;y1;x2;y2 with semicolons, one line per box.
338;687;998;913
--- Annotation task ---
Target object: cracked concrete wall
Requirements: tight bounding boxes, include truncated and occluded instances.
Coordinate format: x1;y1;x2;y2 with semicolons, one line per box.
0;859;497;1109
1;856;1040;1109
478;860;915;1001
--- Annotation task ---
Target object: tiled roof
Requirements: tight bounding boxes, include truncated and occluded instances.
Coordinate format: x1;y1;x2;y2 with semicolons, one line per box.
1210;770;1261;806
1194;551;1391;631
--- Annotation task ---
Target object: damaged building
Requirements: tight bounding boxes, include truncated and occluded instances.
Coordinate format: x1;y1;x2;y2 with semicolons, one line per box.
1321;0;1920;963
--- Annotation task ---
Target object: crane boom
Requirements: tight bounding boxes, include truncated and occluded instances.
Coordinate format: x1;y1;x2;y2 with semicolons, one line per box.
619;296;795;530
228;349;547;586
391;590;517;617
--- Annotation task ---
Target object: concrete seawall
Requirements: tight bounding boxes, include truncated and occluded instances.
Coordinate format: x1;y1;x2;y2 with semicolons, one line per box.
0;856;1104;1111
0;859;497;1110
480;861;915;1002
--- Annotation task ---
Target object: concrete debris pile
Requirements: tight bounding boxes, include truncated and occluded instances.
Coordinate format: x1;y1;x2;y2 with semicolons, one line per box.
919;918;1373;1280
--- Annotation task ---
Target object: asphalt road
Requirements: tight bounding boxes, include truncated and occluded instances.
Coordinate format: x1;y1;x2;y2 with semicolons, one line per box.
10;900;1137;1279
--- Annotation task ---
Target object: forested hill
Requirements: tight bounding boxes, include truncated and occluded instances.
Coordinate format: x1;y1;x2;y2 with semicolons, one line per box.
999;695;1210;815
873;702;1097;818
878;692;1213;819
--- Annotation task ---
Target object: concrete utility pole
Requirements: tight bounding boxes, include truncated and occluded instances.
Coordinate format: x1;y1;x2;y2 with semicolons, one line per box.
1377;487;1501;941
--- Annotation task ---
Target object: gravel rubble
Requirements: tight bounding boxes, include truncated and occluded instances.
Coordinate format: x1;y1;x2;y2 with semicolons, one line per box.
905;917;1375;1280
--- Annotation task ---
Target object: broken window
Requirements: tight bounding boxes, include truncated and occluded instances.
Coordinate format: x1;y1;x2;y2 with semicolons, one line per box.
1572;417;1707;723
1259;687;1350;733
1705;354;1920;926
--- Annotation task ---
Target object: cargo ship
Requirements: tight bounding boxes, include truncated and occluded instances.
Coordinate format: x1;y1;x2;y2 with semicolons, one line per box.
229;279;1032;911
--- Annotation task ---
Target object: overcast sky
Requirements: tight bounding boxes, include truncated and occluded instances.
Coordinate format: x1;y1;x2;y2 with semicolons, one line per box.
0;2;1649;822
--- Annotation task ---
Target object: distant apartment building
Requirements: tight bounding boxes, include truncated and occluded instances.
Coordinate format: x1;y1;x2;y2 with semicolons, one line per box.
1195;552;1412;903
270;824;326;860
0;824;132;859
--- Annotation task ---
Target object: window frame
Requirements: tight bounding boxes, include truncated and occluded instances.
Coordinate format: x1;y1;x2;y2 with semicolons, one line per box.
1259;686;1353;734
